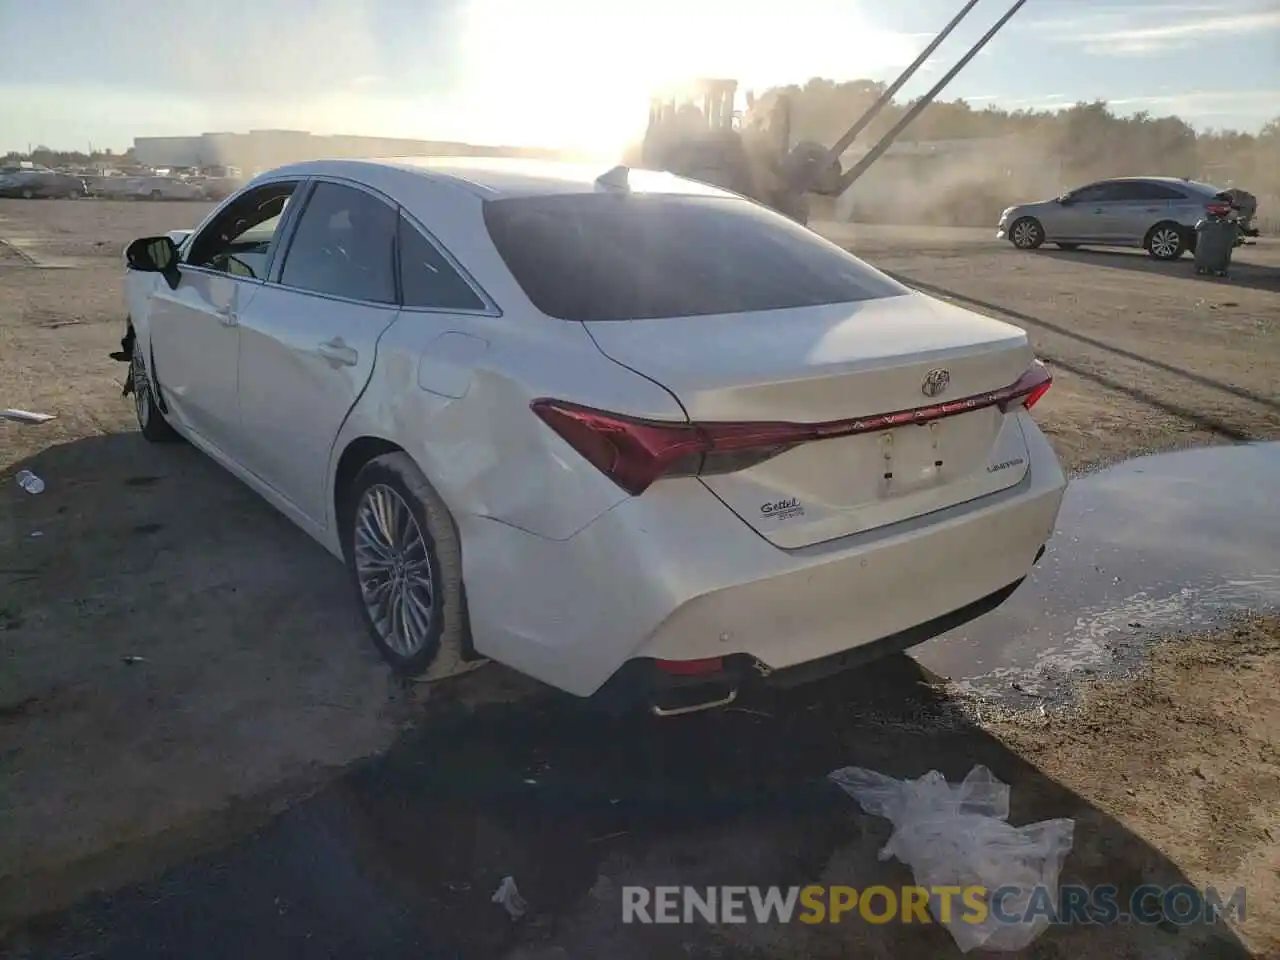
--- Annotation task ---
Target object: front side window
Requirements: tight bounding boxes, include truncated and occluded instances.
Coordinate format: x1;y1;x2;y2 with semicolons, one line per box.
1070;183;1123;203
185;181;298;279
278;182;397;304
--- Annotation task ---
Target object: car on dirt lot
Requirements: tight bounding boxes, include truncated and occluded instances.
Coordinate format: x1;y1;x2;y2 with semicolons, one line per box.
88;175;208;201
998;176;1247;260
0;169;88;199
188;175;242;200
117;158;1067;715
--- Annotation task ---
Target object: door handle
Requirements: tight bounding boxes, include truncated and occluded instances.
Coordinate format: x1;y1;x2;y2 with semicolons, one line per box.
1092;207;1104;214
317;338;359;367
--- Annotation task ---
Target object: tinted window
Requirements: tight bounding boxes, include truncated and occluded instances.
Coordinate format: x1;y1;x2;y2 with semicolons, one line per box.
1072;182;1127;202
482;194;906;322
1110;181;1184;201
280;182;397;303
397;215;486;311
1134;182;1190;200
1101;182;1150;201
1178;179;1221;198
186;181;297;279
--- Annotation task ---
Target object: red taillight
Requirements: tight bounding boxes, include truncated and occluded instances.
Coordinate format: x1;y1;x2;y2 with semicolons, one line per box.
528;401;715;495
1000;359;1053;411
531;361;1053;495
654;657;724;676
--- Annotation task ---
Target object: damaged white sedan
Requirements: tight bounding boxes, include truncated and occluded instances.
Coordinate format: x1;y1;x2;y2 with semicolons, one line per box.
118;158;1066;714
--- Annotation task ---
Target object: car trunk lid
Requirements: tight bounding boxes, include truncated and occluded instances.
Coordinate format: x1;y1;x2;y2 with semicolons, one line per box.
584;292;1038;548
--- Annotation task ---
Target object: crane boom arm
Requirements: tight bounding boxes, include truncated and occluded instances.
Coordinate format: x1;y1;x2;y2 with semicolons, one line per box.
833;0;1029;194
808;0;985;187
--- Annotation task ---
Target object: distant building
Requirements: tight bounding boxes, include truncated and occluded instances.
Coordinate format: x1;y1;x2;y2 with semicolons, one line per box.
133;129;579;172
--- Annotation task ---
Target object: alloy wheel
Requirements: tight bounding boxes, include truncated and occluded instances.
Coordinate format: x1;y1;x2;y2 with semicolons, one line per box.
1149;227;1181;259
132;353;151;427
1011;219;1041;249
353;484;436;657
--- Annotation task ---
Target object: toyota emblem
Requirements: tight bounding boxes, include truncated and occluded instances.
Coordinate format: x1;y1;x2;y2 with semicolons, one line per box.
922;368;950;398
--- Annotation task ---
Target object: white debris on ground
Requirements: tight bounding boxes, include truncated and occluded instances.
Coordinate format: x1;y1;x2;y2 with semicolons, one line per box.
828;764;1074;954
2;408;56;423
492;875;529;919
15;468;45;494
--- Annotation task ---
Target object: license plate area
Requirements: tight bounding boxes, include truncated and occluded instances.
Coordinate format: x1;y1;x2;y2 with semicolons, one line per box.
876;419;964;499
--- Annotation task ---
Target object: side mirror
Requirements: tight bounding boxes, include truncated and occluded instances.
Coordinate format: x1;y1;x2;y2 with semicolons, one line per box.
125;235;180;289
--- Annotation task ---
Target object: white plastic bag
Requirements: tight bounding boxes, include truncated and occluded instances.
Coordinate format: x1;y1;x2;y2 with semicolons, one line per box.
491;875;528;919
828;764;1074;954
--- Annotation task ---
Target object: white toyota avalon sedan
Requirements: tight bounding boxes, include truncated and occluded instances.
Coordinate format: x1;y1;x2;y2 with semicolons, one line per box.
118;158;1066;715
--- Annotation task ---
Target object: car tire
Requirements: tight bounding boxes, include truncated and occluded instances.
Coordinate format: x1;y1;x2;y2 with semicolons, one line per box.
20;188;34;200
342;452;478;680
131;350;181;443
1145;222;1187;260
1009;217;1044;250
1055;242;1080;251
148;190;163;201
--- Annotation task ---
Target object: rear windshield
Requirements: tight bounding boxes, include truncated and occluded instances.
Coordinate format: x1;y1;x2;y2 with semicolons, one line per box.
1179;179;1222;197
482;193;907;322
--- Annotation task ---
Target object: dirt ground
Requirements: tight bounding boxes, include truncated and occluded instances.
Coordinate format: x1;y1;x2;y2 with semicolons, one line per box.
2;199;1279;957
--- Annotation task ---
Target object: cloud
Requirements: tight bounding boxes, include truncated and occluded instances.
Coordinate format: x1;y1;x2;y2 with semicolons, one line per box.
947;88;1279;133
1105;89;1280;119
1070;8;1280;55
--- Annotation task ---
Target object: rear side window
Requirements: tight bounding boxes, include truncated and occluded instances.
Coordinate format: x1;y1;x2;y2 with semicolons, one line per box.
280;181;397;304
397;215;487;311
482;194;907;322
1129;182;1187;201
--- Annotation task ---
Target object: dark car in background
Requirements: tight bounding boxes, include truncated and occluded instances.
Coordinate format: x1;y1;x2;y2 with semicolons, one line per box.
0;169;88;199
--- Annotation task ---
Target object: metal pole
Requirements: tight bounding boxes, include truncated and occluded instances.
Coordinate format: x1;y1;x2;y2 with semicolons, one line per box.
836;0;1028;193
807;0;985;188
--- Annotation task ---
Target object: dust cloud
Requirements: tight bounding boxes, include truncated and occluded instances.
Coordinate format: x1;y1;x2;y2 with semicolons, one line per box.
835;136;1071;227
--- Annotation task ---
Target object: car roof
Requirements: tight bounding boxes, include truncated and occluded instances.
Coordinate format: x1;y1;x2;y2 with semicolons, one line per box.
1096;175;1219;193
263;156;730;200
216;158;742;309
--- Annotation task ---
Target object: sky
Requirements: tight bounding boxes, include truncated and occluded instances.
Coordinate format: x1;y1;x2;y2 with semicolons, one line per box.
0;0;1277;154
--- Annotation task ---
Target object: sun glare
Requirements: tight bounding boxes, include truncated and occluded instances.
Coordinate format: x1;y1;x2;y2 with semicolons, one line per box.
450;0;919;155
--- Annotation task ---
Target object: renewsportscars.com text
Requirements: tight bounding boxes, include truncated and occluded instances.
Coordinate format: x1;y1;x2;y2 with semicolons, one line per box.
622;884;1245;926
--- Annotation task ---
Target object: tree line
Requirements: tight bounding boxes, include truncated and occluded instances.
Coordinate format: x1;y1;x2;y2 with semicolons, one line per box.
8;84;1278;230
757;79;1278;230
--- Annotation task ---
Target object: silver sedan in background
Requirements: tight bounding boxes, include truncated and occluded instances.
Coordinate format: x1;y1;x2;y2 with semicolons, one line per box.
998;176;1247;260
88;175;209;201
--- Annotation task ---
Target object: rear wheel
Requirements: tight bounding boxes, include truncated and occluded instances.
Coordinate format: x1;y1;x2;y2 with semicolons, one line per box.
1009;217;1044;250
148;189;163;201
20;188;34;200
1145;222;1187;260
342;452;481;680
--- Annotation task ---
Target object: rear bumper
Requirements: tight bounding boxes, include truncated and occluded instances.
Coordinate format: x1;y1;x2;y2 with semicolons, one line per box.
596;568;1036;715
462;413;1067;698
